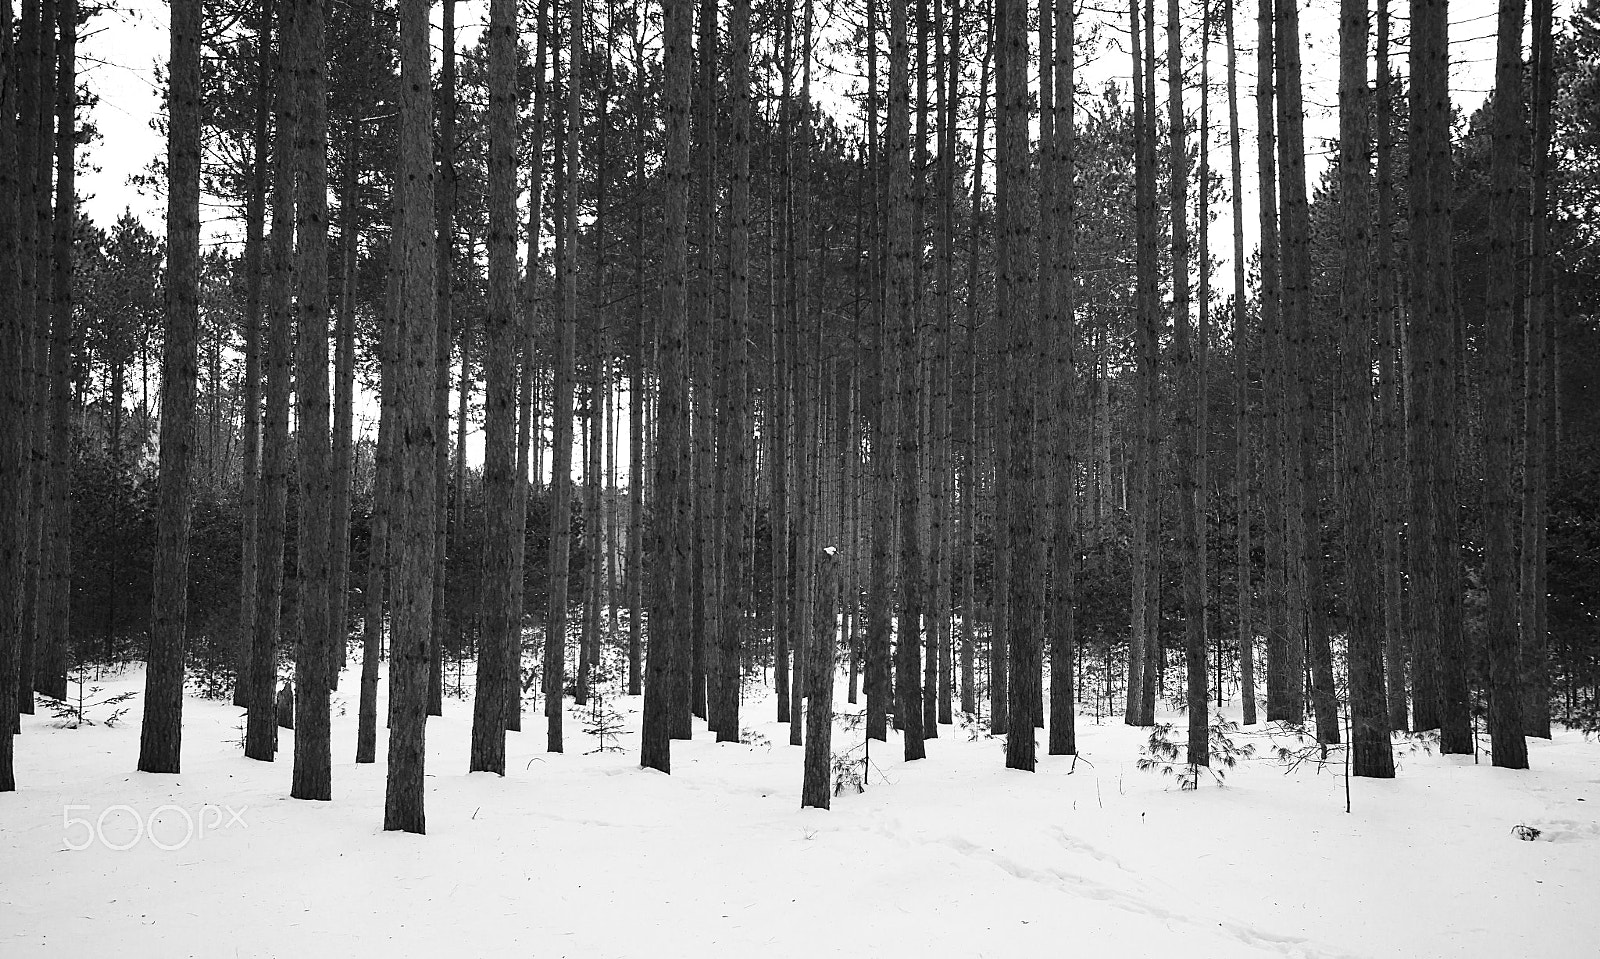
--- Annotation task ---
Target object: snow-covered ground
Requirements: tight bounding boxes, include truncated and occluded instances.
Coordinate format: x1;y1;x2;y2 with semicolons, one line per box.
3;663;1597;958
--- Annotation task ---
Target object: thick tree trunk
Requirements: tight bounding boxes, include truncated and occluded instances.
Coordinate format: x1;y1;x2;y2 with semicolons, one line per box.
1338;0;1395;777
138;0;201;774
289;0;333;801
1277;0;1338;745
1482;0;1528;770
384;0;438;834
1408;0;1471;753
889;0;926;763
801;550;841;808
1045;0;1077;756
2;0;28;786
998;0;1038;771
641;0;694;774
470;0;519;776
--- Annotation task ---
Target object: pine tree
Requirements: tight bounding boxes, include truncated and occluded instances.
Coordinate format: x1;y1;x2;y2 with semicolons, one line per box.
384;0;439;834
1408;0;1471;753
1520;0;1556;740
889;0;927;763
289;0;334;803
713;0;754;744
1225;0;1255;727
1276;0;1339;745
247;4;297;763
137;0;202;775
1482;0;1529;770
1;0;27;791
642;0;694;775
471;0;519;776
1338;0;1395;778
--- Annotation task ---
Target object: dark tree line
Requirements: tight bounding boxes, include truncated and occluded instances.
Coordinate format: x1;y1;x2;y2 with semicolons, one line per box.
5;0;1600;811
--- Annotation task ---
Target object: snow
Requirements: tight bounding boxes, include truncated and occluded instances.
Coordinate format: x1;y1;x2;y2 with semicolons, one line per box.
3;664;1597;958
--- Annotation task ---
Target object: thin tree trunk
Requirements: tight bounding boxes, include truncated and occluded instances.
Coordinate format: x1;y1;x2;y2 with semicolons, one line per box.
713;0;753;743
430;0;458;719
1520;0;1555;740
960;19;990;719
1256;0;1291;724
1376;0;1408;733
1166;0;1206;765
247;15;297;763
547;0;582;753
236;3;272;709
38;0;75;705
1225;0;1255;726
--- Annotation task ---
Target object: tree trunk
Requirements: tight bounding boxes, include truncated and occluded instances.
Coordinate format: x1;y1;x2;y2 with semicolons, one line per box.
236;3;272;709
137;0;201;775
1166;0;1206;765
997;0;1037;771
384;0;439;834
889;0;926;763
1408;0;1471;753
1339;0;1395;777
547;0;581;753
38;0;76;705
247;11;297;763
1046;0;1077;756
1482;0;1529;770
1375;0;1408;734
1226;0;1255;726
641;0;694;774
714;0;753;744
801;549;841;808
289;0;333;801
470;0;519;775
1277;0;1338;744
430;0;458;720
1520;0;1555;740
2;0;29;786
1256;0;1292;725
